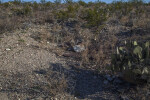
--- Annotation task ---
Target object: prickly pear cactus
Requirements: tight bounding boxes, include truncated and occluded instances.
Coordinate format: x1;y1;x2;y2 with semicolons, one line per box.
110;41;150;84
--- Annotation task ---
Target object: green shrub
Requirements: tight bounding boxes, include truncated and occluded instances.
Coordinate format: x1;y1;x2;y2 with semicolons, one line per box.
108;1;133;16
12;5;32;16
78;0;87;6
83;8;108;27
3;2;12;8
24;5;32;15
45;2;52;7
32;1;39;10
87;1;93;6
13;0;21;5
55;5;78;21
110;41;150;84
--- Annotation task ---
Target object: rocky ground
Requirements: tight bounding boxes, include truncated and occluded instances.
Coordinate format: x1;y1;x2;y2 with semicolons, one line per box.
0;23;149;100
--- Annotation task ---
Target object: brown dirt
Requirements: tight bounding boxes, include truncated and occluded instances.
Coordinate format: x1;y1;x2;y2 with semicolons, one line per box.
0;23;149;100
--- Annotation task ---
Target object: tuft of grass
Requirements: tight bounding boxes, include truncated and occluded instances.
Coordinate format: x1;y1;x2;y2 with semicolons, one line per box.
18;39;25;42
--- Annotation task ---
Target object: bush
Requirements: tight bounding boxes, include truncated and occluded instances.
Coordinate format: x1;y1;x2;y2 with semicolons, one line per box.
108;1;133;16
83;8;108;27
55;5;78;21
45;2;52;7
32;1;39;10
3;2;13;8
87;2;94;6
78;0;87;6
110;41;150;84
0;17;20;34
13;0;21;5
12;5;32;16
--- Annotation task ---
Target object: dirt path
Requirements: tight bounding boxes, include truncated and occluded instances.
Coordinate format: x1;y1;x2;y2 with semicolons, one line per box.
0;24;126;100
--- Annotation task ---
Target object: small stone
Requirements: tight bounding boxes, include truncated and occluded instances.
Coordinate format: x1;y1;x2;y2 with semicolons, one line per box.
6;48;11;51
104;80;109;85
105;75;113;81
113;78;123;84
112;75;116;79
94;76;97;79
55;98;58;100
73;45;85;52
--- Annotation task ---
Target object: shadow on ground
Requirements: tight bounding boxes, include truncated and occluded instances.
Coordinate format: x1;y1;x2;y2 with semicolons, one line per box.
0;62;141;100
46;63;120;100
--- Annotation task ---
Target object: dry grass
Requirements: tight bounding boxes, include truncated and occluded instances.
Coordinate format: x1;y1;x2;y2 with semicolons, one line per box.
0;16;20;34
0;1;149;70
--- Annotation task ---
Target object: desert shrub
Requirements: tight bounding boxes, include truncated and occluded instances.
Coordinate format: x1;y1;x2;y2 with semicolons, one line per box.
0;16;20;34
32;1;39;10
78;0;87;7
110;41;150;84
13;0;21;5
45;1;52;7
55;5;78;21
12;5;32;16
83;8;108;27
108;1;133;16
87;1;93;6
23;5;32;15
2;2;13;8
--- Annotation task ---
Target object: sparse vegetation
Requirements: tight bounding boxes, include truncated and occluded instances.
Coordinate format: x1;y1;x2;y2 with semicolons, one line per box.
11;5;32;16
110;41;150;84
18;39;25;42
0;0;150;99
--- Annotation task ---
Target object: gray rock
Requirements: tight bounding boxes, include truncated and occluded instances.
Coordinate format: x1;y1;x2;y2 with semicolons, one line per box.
73;45;85;52
104;80;109;85
6;48;11;51
113;78;123;84
105;75;113;81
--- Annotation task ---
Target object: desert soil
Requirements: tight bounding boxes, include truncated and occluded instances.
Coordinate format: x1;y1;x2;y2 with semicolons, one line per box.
0;23;147;100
